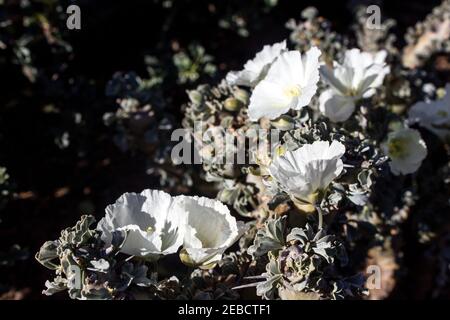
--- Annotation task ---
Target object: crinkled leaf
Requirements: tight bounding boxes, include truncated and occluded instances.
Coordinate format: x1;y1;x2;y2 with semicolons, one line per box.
248;216;286;258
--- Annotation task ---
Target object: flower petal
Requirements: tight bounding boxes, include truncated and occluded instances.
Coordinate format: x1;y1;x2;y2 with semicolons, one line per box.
319;65;348;95
117;225;162;257
269;140;345;202
248;81;291;121
97;189;186;258
319;89;356;122
382;128;428;176
248;48;321;121
176;195;246;267
226;40;286;87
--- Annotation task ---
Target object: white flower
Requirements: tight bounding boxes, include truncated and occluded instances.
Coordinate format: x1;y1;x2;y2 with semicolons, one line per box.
96;190;248;267
408;84;450;141
319;49;390;122
177;196;246;269
268;140;345;205
248;47;321;121
381;128;427;175
226;40;287;87
97;189;186;259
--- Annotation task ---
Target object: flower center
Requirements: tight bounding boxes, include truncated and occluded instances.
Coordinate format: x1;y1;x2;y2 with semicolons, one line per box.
388;138;408;158
437;110;448;118
146;226;155;234
345;88;358;97
284;85;301;98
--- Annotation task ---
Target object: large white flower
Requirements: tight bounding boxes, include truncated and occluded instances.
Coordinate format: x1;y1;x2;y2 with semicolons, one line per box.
319;49;390;122
268;140;345;206
226;40;287;87
408;84;450;141
381;128;427;175
97;189;186;259
177;196;246;269
248;47;321;121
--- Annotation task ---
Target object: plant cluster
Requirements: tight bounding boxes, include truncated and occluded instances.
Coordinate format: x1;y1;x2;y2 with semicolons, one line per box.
33;1;450;300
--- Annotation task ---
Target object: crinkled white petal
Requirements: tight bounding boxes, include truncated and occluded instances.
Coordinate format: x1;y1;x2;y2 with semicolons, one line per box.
319;65;348;95
359;64;390;97
295;83;320;111
269;140;345;202
299;46;321;88
344;49;389;95
319;89;356;122
184;247;225;267
117;225;162;257
97;189;186;258
320;48;389;106
177;195;246;266
226;40;286;87
248;47;321;121
248;81;292;121
225;70;254;87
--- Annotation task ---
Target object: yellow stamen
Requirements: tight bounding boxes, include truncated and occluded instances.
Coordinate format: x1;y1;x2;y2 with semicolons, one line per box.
388;138;407;158
284;86;301;98
345;88;358;97
437;110;448;117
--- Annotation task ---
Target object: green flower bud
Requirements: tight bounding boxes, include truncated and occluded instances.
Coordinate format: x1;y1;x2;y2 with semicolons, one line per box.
233;89;249;104
224;97;244;112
